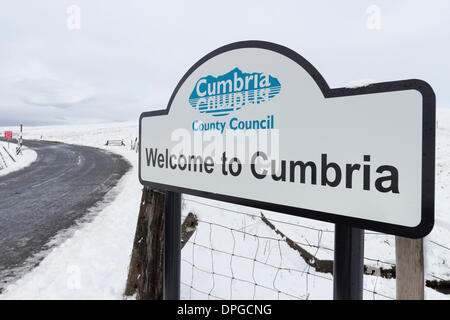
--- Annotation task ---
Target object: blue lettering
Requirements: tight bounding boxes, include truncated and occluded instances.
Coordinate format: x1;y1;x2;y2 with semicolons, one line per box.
192;120;199;131
229;117;238;130
196;79;207;97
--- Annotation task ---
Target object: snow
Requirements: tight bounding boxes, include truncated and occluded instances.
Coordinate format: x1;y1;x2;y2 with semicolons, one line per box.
1;108;450;300
0;141;37;177
346;79;376;88
0;123;140;299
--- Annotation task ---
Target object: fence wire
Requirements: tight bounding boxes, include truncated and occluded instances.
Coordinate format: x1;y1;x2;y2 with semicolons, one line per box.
178;197;450;300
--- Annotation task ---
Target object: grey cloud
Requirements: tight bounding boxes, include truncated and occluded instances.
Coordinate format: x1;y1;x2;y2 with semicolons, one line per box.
0;0;449;125
15;78;95;109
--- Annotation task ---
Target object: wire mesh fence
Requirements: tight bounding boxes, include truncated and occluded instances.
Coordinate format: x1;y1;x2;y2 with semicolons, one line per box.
178;196;448;300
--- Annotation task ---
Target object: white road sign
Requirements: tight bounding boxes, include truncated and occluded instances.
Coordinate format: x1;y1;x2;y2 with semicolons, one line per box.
139;41;435;238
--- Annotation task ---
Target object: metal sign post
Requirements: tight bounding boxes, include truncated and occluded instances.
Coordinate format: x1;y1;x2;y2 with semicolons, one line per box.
164;191;181;300
333;224;364;300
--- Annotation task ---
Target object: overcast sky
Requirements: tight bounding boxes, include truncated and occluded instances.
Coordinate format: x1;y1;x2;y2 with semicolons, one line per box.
0;1;449;126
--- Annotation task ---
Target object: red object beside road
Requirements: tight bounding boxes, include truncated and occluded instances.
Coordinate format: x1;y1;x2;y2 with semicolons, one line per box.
4;131;13;139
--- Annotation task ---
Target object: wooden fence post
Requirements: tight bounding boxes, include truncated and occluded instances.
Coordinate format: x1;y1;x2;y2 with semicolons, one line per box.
395;237;424;300
125;187;165;299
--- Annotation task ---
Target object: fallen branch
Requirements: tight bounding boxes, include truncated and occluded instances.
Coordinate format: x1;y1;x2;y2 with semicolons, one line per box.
426;280;450;294
260;212;395;278
181;212;198;249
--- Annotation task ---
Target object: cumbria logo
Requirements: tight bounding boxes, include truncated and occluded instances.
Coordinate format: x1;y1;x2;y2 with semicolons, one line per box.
189;68;281;117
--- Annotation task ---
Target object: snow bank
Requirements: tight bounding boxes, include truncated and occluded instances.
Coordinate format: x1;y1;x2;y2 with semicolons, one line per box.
0;141;37;177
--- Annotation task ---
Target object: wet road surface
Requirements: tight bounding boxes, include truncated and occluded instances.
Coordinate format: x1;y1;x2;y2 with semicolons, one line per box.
0;140;130;288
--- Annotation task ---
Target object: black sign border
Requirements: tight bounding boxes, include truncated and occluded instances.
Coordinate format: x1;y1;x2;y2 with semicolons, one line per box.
139;40;435;239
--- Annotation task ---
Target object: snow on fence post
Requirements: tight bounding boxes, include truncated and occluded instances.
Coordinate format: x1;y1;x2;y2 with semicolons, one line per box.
395;237;424;299
125;187;165;299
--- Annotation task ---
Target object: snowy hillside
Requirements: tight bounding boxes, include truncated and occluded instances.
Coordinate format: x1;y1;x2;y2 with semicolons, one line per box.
0;141;37;177
0;108;449;300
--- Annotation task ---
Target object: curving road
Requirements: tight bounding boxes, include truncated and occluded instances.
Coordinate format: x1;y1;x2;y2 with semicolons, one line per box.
0;140;130;287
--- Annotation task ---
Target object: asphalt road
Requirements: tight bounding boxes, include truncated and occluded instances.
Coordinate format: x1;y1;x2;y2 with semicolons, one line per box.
0;140;131;287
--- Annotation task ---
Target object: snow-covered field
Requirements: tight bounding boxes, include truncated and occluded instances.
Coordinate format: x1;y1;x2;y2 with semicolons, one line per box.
0;108;449;300
0;141;37;177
